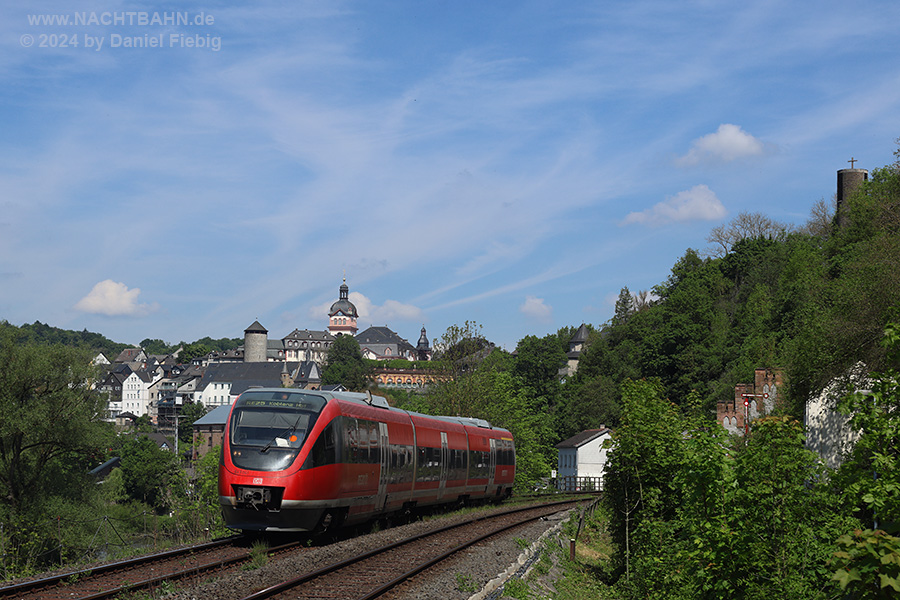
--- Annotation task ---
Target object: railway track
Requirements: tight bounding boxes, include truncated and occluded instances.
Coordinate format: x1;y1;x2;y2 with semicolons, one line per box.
239;498;580;600
0;535;296;600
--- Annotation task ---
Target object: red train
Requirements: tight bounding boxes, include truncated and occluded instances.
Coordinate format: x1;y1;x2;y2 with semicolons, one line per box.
218;388;515;533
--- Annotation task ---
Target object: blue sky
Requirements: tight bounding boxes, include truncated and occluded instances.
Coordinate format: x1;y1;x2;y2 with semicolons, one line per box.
2;1;899;351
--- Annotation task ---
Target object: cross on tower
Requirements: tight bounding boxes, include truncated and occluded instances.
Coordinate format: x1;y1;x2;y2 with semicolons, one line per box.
848;157;857;168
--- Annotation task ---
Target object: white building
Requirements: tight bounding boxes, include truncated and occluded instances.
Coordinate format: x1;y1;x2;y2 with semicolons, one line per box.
555;428;612;491
805;364;868;469
121;369;161;418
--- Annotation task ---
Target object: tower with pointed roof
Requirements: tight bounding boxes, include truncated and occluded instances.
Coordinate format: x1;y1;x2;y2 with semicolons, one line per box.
244;320;268;363
328;278;359;337
416;326;432;361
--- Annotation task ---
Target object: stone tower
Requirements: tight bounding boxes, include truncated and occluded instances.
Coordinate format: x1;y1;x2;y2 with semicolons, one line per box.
243;320;268;363
836;159;868;229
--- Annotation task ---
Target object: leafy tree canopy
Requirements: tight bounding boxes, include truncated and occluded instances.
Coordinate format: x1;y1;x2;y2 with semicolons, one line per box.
322;334;370;391
0;332;111;514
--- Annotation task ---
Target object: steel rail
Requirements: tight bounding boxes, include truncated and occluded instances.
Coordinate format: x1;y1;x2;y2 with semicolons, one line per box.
0;536;241;599
241;499;580;600
74;538;302;600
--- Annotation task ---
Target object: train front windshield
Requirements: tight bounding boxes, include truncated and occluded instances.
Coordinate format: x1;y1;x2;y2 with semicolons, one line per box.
228;391;327;471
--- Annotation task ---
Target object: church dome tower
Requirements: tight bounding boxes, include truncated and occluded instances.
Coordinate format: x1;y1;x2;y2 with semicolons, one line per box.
416;326;432;361
328;278;358;336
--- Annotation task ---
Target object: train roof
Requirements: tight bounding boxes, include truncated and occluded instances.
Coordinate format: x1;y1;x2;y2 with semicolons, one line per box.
330;391;503;431
238;388;510;434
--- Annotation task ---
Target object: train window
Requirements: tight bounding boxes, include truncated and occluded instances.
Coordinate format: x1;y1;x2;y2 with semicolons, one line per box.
468;450;490;479
343;417;359;463
365;421;379;464
228;405;319;471
232;409;311;449
301;421;337;470
392;444;414;483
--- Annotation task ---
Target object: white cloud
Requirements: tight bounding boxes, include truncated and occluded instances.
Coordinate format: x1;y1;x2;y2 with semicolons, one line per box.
374;299;425;323
73;280;157;317
520;295;553;321
622;184;726;227
676;124;766;166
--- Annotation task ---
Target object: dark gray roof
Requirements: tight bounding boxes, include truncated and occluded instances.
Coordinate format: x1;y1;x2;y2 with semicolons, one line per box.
556;428;610;449
197;361;320;396
417;326;430;350
356;326;415;352
192;404;232;427
329;281;358;317
245;320;267;334
570;324;589;344
284;329;334;342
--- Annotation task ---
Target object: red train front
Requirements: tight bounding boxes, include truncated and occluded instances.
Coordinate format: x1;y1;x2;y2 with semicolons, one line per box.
218;388;515;533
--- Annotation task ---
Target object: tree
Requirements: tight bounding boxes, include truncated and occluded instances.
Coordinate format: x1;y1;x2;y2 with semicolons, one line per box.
178;401;208;448
602;379;686;579
0;333;114;576
512;334;567;402
139;338;173;355
836;318;900;529
117;435;181;510
803;196;836;238
613;286;635;325
432;321;494;376
322;335;370;391
705;211;793;258
0;332;109;513
179;342;211;363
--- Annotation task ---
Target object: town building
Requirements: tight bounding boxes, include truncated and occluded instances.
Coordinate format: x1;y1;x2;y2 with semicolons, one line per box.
805;363;868;469
555;427;612;491
194;361;321;407
356;325;419;361
191;404;233;460
564;324;590;377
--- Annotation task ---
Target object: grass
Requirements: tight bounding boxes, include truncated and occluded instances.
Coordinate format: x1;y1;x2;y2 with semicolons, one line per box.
497;504;618;600
241;540;269;571
456;572;479;593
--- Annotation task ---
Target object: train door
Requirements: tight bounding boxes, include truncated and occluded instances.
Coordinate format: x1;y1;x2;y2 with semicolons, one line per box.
438;432;449;499
488;438;497;488
376;422;389;512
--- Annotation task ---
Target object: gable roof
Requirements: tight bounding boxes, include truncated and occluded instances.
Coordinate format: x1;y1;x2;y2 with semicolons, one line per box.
556;428;610;449
197;361;320;396
115;347;146;363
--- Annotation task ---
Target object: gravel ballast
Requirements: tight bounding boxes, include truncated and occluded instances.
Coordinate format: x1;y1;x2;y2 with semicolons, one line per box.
165;504;574;600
